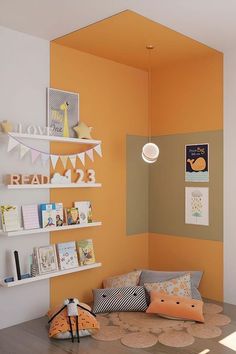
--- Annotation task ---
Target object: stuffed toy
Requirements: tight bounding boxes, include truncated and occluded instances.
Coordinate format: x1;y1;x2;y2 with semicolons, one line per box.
48;298;99;342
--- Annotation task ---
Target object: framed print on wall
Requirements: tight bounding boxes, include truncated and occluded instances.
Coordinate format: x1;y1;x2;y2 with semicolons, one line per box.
185;187;209;226
185;143;209;182
47;88;79;138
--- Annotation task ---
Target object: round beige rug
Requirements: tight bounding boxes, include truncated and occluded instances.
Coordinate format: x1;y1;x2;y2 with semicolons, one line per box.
204;313;231;326
92;325;125;341
203;303;223;314
187;324;222;338
121;332;158;348
159;329;195;347
96;315;109;327
117;312;183;331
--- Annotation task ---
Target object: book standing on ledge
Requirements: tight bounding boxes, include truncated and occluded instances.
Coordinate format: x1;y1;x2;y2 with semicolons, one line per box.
77;239;95;266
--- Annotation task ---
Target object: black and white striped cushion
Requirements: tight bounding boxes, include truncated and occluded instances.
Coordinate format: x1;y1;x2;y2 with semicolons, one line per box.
92;286;148;313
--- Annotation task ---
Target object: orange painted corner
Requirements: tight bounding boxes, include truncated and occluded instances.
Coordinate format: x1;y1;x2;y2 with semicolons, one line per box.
49;42;149;308
149;233;223;302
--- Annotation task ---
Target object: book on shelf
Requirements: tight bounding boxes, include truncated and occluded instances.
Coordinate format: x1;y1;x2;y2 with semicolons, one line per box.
22;204;40;230
65;207;80;225
56;241;79;270
55;203;64;226
35;245;58;275
77;239;96;266
0;205;21;232
74;201;92;224
39;203;56;228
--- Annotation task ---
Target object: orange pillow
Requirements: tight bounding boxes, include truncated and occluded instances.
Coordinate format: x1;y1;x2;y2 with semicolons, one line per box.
146;291;204;323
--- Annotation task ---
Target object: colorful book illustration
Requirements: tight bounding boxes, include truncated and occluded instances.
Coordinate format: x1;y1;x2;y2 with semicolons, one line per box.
22;204;40;230
35;245;58;274
55;203;64;227
65;207;80;225
77;239;95;266
74;201;92;224
57;241;79;270
39;203;56;228
0;205;21;232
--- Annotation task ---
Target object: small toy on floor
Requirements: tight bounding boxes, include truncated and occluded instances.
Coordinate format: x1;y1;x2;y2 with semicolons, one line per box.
48;298;99;342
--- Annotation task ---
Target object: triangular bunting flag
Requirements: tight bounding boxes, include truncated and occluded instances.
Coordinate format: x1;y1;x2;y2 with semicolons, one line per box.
20;144;30;159
60;155;68;169
31;149;41;163
77;152;85;166
50;155;59;169
41;153;50;165
69;155;77;169
85;149;94;162
7;136;19;152
94;144;102;157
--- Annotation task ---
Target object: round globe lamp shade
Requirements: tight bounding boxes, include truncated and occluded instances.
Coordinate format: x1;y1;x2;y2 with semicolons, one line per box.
142;143;159;163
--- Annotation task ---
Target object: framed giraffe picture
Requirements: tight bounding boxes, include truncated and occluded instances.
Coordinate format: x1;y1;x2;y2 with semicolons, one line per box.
47;88;79;138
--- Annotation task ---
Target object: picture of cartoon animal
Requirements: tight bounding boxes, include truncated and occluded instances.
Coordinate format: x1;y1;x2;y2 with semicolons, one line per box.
187;157;206;171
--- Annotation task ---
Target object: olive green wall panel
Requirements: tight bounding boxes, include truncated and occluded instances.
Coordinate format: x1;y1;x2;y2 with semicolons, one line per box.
149;130;223;241
126;135;149;235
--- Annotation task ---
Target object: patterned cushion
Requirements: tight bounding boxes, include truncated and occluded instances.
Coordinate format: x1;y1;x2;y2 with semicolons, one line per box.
139;270;203;300
92;286;148;314
144;273;192;298
146;291;204;322
103;270;141;288
48;302;99;339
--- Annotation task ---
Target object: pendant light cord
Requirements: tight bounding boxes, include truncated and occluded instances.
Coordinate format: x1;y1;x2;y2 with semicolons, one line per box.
147;45;154;143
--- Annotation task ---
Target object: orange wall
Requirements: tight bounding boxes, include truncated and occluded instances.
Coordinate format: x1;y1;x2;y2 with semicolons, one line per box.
151;54;223;136
149;53;223;301
49;43;149;307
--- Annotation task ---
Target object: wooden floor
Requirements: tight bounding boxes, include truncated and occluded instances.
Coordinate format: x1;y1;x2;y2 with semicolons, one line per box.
1;300;236;354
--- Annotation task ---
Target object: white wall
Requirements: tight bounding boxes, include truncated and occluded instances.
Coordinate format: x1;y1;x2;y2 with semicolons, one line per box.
224;49;236;305
0;26;50;328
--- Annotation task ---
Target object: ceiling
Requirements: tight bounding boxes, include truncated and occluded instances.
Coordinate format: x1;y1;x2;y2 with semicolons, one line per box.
54;11;219;70
0;0;236;52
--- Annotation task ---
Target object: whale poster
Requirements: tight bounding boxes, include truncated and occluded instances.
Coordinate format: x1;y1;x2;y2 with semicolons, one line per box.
185;143;209;182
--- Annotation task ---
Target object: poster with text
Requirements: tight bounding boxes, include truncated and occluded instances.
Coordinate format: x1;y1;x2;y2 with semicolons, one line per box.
47;88;79;138
185;143;209;182
185;187;209;226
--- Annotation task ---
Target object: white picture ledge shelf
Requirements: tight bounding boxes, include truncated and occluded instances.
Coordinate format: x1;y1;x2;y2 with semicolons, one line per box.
0;221;102;237
0;262;102;288
6;132;101;146
6;183;102;189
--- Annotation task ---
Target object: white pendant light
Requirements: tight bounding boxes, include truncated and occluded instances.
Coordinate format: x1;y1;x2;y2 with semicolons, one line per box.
142;45;159;163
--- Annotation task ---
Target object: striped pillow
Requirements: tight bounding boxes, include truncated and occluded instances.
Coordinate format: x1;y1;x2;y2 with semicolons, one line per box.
92;286;148;313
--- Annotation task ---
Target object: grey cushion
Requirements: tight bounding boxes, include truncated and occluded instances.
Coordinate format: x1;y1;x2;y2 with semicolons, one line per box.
139;270;203;300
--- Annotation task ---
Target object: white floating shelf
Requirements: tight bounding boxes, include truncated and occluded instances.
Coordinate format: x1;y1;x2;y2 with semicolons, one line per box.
6;132;101;145
0;221;102;237
0;262;102;288
6;183;101;189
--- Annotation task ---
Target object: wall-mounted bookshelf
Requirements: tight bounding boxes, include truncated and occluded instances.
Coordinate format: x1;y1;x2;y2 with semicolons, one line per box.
0;221;102;237
4;132;101;146
6;183;102;189
0;262;102;288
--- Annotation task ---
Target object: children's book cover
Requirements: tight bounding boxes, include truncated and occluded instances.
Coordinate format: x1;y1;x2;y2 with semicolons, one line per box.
74;201;92;224
0;205;21;231
77;239;95;266
39;203;56;228
65;207;79;225
57;241;79;270
55;203;64;227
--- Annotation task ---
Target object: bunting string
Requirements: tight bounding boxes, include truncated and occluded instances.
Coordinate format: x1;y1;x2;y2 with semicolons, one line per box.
6;133;102;169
